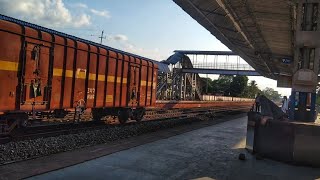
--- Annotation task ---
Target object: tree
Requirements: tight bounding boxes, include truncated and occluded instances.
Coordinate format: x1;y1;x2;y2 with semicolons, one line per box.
229;75;248;97
241;80;261;98
200;77;214;94
261;87;281;102
200;75;256;97
212;75;233;95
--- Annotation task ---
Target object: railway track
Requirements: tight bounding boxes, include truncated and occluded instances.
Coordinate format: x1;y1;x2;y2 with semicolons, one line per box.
0;105;250;145
0;106;250;165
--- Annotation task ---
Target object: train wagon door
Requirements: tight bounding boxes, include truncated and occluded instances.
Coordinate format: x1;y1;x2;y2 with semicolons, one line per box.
20;42;52;111
128;65;140;107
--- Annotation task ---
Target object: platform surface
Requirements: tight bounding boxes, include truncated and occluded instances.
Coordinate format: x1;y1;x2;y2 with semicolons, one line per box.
29;116;320;180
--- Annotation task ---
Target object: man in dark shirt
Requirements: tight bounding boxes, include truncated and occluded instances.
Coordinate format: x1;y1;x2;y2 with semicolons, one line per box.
255;93;261;112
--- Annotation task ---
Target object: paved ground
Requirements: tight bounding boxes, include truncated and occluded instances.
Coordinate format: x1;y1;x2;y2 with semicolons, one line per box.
0;114;244;180
29;116;320;180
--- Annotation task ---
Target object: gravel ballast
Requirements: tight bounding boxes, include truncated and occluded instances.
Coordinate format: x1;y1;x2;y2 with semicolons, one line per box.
0;117;206;164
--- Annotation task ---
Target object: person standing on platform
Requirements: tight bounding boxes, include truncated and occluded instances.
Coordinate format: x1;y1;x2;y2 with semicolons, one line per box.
281;96;289;114
255;93;261;112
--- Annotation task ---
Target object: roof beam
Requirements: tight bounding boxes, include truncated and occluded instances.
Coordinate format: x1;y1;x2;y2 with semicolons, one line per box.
174;50;236;55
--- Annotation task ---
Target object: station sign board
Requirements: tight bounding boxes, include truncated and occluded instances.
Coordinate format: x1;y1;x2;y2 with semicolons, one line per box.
281;58;292;64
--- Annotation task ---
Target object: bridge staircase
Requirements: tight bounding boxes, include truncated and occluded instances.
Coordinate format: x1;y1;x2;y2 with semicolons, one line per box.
156;53;203;101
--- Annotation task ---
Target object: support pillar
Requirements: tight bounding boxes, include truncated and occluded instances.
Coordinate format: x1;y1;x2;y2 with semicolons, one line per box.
246;0;320;167
311;92;317;119
289;1;319;122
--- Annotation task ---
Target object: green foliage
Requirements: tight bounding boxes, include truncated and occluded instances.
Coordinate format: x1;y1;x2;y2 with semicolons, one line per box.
201;75;248;96
201;75;233;95
261;87;282;102
212;75;233;95
200;77;213;94
230;75;248;97
201;76;282;100
241;80;261;98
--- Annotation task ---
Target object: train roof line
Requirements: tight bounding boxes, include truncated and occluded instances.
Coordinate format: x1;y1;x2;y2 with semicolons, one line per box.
0;14;158;63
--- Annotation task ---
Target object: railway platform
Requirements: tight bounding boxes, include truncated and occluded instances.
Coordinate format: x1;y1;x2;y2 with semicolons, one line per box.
28;116;320;180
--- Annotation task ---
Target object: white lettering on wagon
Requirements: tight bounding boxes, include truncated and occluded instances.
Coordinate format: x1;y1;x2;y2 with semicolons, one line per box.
87;88;95;100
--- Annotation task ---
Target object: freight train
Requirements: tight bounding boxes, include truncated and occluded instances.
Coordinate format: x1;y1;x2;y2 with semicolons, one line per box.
0;14;254;136
0;14;158;134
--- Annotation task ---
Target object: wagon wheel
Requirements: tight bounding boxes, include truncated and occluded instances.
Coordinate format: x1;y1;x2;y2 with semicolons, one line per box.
135;114;143;122
92;114;103;121
19;118;28;128
118;109;129;124
92;108;103;121
134;109;145;122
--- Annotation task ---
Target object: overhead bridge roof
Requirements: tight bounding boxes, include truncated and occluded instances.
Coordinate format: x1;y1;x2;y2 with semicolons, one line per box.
174;50;236;56
173;0;294;79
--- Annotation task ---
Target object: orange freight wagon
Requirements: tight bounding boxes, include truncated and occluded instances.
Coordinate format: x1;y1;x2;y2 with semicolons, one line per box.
0;14;158;134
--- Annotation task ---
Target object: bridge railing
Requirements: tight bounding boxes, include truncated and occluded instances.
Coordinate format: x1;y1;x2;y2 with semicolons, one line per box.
192;63;255;71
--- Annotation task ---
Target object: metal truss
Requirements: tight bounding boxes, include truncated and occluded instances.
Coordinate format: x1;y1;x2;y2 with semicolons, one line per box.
157;55;202;101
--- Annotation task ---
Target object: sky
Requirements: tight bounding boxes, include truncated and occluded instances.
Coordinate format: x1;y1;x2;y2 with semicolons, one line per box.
0;0;291;96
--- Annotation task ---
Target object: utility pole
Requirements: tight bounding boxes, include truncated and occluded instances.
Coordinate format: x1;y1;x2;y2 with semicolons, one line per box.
206;74;208;94
91;30;106;44
98;30;106;44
